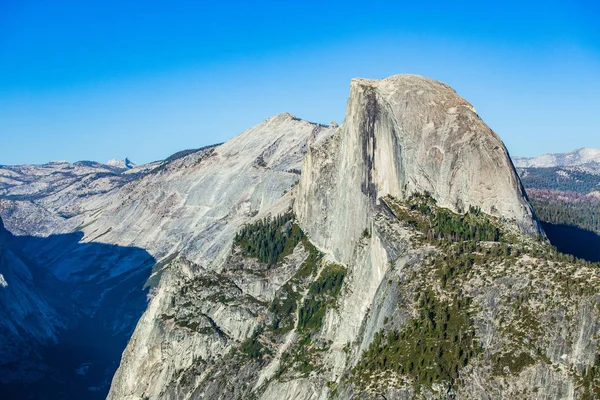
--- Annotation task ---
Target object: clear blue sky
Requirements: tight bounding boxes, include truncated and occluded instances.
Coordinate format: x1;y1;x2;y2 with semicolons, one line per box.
1;0;599;165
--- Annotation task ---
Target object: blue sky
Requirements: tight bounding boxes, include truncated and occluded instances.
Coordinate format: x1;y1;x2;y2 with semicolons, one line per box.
1;0;599;165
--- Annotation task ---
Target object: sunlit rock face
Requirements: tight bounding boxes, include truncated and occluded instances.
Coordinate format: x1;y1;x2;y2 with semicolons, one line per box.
105;114;335;399
296;74;541;264
5;74;600;400
69;113;333;268
0;113;334;399
109;75;600;400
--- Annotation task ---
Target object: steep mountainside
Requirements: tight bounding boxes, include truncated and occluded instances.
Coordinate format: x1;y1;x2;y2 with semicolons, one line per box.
106;75;600;399
3;75;600;399
514;160;600;263
0;216;60;376
104;114;335;398
514;148;600;263
58;113;331;266
296;74;540;265
0;214;156;399
0;114;333;399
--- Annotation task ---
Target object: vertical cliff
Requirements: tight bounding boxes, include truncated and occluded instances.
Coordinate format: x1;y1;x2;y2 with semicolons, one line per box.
296;75;540;264
106;114;336;399
101;75;599;399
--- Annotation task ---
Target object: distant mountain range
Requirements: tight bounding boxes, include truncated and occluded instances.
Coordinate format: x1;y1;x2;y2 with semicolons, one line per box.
513;148;600;194
512;147;600;263
513;147;600;170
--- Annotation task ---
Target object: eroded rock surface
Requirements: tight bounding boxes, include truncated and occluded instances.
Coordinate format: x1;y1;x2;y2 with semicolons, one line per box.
3;75;600;399
106;76;599;399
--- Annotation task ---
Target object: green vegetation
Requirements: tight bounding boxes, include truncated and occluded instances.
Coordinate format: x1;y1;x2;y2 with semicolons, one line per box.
491;351;535;375
269;290;300;334
353;291;480;390
384;191;599;268
265;234;345;377
581;353;600;400
528;190;600;235
519;167;600;194
234;213;304;265
297;297;328;331
269;236;323;333
350;192;576;393
241;327;265;360
235;228;330;370
277;332;330;377
276;261;344;376
385;192;503;243
298;264;346;331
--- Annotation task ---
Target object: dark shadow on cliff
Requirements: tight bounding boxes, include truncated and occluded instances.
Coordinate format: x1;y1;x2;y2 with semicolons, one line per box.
0;230;156;400
540;221;600;263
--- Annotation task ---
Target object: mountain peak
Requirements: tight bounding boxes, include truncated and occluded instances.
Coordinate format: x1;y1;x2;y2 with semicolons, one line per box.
350;74;476;114
296;74;540;262
106;157;135;169
264;112;297;122
571;147;600;157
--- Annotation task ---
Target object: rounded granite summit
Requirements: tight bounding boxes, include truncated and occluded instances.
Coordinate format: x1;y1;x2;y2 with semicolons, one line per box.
296;74;541;262
350;73;478;123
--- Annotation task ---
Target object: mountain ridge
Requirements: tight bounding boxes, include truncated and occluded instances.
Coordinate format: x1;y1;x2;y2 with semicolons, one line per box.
296;74;540;265
106;74;600;399
1;74;600;399
514;147;600;169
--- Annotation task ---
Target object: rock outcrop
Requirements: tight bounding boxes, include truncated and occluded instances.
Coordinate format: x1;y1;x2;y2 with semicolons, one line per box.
3;74;600;400
107;157;136;169
102;114;334;399
296;75;540;266
104;75;600;400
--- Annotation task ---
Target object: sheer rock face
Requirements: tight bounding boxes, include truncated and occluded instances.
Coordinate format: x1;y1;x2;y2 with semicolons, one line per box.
103;76;600;400
10;75;598;400
296;75;540;263
72;113;331;270
106;115;334;400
